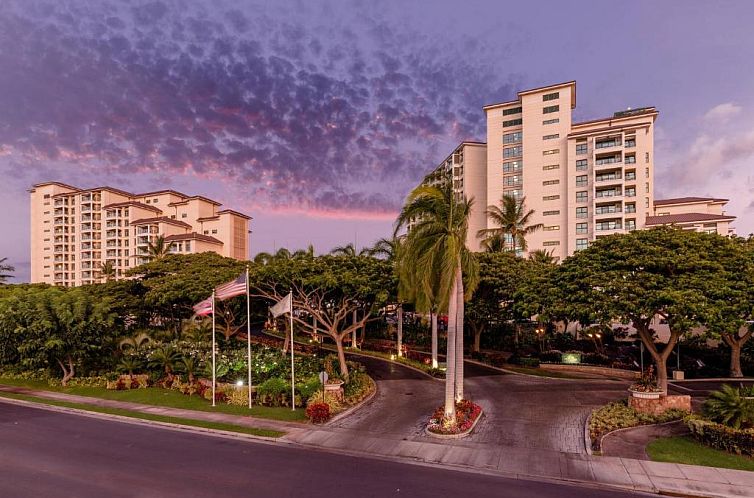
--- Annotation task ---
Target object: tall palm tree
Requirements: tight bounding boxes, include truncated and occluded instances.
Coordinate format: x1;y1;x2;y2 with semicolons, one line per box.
292;244;315;259
330;243;369;257
0;257;14;283
146;235;174;261
368;237;400;260
100;261;116;282
253;248;294;265
149;345;181;380
528;249;556;265
477;195;543;255
396;181;479;422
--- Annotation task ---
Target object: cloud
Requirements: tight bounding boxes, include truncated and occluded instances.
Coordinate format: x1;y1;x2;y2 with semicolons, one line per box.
0;0;515;216
703;102;742;123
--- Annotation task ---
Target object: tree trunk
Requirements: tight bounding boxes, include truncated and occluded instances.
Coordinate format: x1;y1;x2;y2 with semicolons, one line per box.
397;305;403;357
431;312;438;368
282;320;290;354
57;356;75;387
444;272;458;420
473;325;483;353
334;335;350;382
352;310;358;349
730;342;743;378
454;261;464;402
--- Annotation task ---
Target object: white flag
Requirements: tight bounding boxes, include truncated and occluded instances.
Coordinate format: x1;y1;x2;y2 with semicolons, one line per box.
270;292;292;318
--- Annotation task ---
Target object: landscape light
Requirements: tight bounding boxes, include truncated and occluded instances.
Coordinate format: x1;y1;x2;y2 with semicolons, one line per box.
236;380;243;387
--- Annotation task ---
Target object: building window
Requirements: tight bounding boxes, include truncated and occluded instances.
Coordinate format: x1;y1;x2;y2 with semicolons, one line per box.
153;198;158;203
181;213;188;218
576;159;588;171
543;225;560;231
145;200;150;204
203;230;209;234
645;197;650;208
542;164;559;171
576;223;588;234
576;143;588;155
542;149;559;155
503;118;523;127
576;191;588;203
543;118;559;125
542;179;559;186
543;241;560;247
211;229;217;234
543;105;559;114
503;132;523;144
625;203;636;214
506;189;523;198
625;154;636;164
646;167;650;178
543;92;559;101
576;175;588;187
576;207;588;219
645;152;650;163
503;146;523;158
185;241;191;251
542;195;560;201
502;106;522;116
625;138;636;147
626;220;636;231
503;161;522;173
576;238;588;251
504;176;522;186
44;194;50;199
625;187;636;197
543;210;560;216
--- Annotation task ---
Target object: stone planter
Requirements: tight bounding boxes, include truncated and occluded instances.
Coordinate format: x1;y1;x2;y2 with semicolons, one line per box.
629;388;662;400
324;380;344;400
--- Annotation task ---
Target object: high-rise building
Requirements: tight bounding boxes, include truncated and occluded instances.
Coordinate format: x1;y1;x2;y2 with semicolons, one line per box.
29;182;251;286
484;81;657;260
423;142;487;251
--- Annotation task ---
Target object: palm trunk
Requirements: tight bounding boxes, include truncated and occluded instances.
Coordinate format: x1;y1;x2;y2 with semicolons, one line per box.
397;305;403;357
454;261;464;402
444;275;458;420
431;311;438;368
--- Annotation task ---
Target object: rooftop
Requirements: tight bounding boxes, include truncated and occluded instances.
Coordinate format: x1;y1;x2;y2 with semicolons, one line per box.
130;217;193;229
646;212;736;225
483;81;577;111
165;232;223;245
654;196;728;206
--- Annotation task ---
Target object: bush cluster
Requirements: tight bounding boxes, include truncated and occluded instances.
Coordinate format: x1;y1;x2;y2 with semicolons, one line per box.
305;403;331;424
686;415;754;456
589;400;688;450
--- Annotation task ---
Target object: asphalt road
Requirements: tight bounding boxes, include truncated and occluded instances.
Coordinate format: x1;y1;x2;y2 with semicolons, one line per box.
0;401;650;498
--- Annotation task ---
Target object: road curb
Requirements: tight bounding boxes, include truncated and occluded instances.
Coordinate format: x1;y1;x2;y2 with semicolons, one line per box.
424;408;484;439
325;376;378;426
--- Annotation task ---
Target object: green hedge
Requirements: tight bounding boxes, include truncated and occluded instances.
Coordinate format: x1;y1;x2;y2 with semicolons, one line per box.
686;415;754;457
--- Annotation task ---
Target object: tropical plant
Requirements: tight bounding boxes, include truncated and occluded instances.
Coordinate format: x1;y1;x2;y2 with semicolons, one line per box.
118;331;152;353
100;260;116;282
117;356;142;375
477;194;542;254
149;345;181;379
202;359;230;380
0;257;15;283
292;244;316;260
146;235;174;261
367;237;401;261
183;319;212;342
178;356;199;383
395;180;479;423
703;384;754;429
528;249;556;265
329;243;369;257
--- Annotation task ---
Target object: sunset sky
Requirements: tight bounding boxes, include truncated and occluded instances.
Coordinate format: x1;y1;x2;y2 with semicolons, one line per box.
2;0;753;282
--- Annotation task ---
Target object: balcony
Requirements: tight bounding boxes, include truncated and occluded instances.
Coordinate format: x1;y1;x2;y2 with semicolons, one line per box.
595;172;623;183
595;188;622;199
625;139;636;148
595;204;622;215
595;221;623;232
594;154;622;167
625;205;637;214
625;172;636;181
594;138;622;150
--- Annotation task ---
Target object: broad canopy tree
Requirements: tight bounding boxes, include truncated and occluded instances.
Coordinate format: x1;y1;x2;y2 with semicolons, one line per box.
552;227;730;393
251;255;395;380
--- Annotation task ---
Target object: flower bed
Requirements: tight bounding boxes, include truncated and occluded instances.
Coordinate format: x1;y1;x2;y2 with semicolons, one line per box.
686;415;754;457
426;399;483;436
589;400;688;451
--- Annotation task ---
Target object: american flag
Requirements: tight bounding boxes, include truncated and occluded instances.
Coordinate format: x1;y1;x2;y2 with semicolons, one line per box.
193;296;213;316
215;272;247;301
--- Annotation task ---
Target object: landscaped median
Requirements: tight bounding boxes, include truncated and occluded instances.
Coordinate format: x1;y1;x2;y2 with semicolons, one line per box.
0;390;285;438
588;400;688;452
426;399;483;438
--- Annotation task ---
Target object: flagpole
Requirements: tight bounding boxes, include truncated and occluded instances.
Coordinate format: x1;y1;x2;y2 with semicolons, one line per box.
246;265;252;409
211;289;216;407
290;290;295;411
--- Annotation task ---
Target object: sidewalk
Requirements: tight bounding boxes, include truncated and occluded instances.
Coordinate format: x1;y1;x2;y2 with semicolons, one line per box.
1;384;752;497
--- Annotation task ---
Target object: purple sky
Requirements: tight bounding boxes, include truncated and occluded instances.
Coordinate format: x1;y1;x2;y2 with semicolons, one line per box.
2;0;753;282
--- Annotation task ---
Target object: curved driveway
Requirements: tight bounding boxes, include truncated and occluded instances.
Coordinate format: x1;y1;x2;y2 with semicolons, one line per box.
336;355;630;455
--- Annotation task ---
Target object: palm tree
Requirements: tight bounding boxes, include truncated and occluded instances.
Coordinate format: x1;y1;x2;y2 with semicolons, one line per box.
118;331;152;353
368;237;400;260
146;235;174;261
100;261;116;282
396;181;479;423
703;384;754;429
183;318;212;342
117;356;142;375
330;243;370;257
477;195;543;255
292;244;315;259
149;345;181;380
178;356;199;383
0;257;14;283
528;249;556;265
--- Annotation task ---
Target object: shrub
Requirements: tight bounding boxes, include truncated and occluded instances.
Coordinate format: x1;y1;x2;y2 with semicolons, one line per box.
589;400;688;450
223;385;250;406
343;372;374;404
257;377;291;407
702;384;754;429
296;376;322;402
539;350;563;363
509;356;540;368
686;415;754;456
48;376;107;388
581;352;610;365
308;389;343;414
306;402;331;424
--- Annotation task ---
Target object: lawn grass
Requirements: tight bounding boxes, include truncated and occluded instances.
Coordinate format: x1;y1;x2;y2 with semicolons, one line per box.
647;436;754;472
0;391;285;438
0;377;307;422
